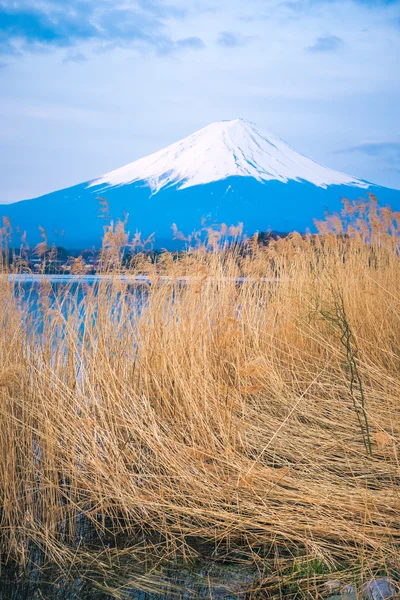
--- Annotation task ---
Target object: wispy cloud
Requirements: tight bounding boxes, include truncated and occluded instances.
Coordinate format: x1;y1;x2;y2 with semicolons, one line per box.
354;0;400;5
63;51;88;64
136;0;188;19
286;0;400;8
335;140;400;181
155;35;206;56
307;35;344;52
176;36;205;50
336;140;400;156
216;31;250;48
0;0;190;56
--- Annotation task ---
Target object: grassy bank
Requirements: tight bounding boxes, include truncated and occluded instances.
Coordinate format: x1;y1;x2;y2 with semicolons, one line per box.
0;197;399;597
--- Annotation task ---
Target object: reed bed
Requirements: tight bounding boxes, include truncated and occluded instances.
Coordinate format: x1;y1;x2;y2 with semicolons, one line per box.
0;196;399;597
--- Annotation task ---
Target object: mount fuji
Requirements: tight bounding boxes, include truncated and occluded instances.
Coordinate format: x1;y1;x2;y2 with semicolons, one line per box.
1;119;399;249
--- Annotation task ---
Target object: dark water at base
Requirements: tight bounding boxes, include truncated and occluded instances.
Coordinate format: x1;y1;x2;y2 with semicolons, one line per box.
0;558;256;599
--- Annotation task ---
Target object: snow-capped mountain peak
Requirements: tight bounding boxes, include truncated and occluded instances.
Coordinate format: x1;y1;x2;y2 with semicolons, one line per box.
89;119;368;193
3;118;400;251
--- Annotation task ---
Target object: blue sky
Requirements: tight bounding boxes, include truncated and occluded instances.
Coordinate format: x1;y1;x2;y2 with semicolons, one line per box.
0;0;399;202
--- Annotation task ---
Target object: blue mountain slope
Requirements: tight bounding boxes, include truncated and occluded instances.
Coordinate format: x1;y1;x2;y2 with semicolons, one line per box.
1;119;399;249
1;177;398;250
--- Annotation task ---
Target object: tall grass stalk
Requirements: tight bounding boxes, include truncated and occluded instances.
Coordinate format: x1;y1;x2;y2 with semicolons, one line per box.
0;196;399;596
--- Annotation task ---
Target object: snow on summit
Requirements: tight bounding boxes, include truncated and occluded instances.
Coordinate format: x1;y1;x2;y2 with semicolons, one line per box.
90;119;368;193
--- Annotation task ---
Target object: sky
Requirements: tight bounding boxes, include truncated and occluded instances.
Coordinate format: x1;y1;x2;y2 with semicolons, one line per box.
0;0;399;203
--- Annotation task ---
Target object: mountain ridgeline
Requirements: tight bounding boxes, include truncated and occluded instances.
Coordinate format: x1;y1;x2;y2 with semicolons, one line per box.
1;119;399;249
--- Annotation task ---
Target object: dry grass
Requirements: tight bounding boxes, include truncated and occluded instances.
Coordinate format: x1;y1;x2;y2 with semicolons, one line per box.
0;196;399;597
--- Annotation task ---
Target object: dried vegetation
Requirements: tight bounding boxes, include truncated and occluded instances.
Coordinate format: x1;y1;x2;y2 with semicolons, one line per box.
0;196;399;597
